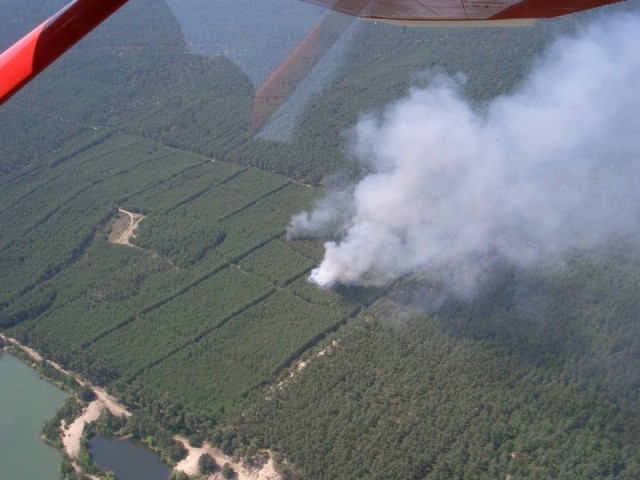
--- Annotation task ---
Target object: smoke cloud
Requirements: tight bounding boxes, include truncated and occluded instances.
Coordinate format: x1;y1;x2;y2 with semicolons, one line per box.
288;12;640;298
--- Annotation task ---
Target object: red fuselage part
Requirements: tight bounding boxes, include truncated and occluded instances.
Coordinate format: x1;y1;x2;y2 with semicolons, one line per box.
299;0;624;23
493;0;623;19
0;0;129;106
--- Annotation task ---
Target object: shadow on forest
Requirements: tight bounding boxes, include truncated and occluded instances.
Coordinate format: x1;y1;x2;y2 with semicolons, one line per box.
392;243;640;391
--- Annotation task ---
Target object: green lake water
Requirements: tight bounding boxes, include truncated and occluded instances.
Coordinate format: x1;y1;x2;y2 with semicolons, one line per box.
0;351;67;480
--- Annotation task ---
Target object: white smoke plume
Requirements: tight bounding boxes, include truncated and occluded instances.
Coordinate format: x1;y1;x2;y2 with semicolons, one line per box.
288;12;640;298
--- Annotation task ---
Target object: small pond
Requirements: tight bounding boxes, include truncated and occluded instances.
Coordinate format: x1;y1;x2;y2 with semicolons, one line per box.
88;435;172;480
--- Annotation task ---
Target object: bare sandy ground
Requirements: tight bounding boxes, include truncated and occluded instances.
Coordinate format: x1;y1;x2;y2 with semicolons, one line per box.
108;208;145;246
61;389;132;461
275;339;340;391
3;335;43;362
62;401;104;458
93;385;131;418
174;436;282;480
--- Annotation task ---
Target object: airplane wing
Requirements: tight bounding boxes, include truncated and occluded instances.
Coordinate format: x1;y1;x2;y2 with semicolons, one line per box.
299;0;624;25
0;0;129;106
0;0;625;106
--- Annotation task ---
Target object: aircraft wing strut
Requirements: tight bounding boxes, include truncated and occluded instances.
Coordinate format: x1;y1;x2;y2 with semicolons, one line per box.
0;0;129;106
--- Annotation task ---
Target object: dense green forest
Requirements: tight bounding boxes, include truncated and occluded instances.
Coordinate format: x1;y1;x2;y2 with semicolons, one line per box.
0;0;582;181
235;251;640;478
1;0;639;478
0;0;190;174
0;131;364;421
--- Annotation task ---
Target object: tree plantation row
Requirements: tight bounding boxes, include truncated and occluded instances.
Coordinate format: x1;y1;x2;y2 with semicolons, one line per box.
1;0;639;478
1;132;370;428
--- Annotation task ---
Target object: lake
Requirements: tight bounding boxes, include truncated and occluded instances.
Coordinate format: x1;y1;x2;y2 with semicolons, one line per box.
88;435;172;480
0;349;172;480
0;351;67;480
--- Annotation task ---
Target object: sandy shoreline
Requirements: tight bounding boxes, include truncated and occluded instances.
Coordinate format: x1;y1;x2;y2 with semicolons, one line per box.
0;334;122;464
1;333;282;480
62;401;104;458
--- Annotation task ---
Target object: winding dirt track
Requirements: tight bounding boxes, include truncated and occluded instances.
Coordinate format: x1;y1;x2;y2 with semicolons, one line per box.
109;208;145;246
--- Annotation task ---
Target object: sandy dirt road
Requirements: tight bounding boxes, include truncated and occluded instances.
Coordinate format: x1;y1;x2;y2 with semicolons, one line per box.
108;208;145;246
